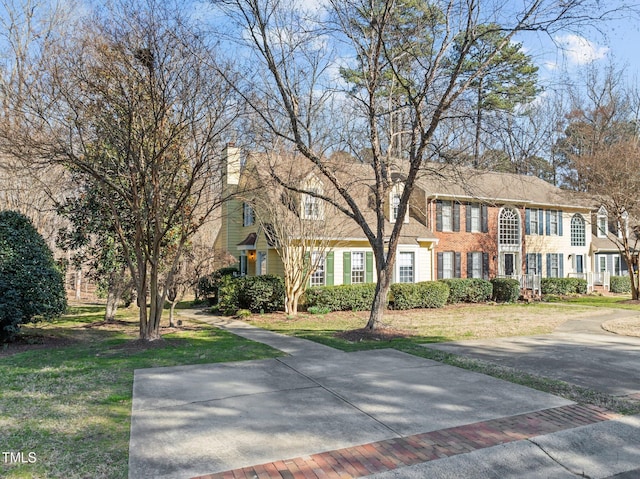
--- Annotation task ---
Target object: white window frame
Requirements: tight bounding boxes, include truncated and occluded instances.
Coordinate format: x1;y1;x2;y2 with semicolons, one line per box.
398;252;415;283
571;214;585;247
549;253;559;278
599;256;607;273
441;251;454;279
243;203;254;227
499;207;520;245
310;252;325;287
351;251;365;284
469;204;480;233
390;184;409;223
549;210;559;235
441;201;452;232
527;253;539;275
469;252;482;278
257;251;267;275
529;208;539;235
303;189;323;220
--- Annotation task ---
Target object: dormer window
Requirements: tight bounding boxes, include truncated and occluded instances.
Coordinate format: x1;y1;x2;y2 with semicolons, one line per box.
243;203;255;227
301;177;324;220
390;184;408;223
597;206;608;238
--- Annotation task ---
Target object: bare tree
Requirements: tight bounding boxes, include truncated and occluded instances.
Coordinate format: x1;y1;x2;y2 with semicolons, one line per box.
0;0;75;249
573;138;640;298
219;0;632;330
240;149;346;315
9;0;238;340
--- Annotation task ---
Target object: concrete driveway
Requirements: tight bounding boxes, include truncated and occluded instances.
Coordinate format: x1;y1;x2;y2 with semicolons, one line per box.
128;312;640;479
424;308;640;398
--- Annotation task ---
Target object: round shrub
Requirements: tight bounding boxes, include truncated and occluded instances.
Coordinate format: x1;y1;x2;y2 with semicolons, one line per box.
439;278;493;304
218;275;285;314
610;275;631;294
0;211;67;341
197;266;238;304
490;278;520;303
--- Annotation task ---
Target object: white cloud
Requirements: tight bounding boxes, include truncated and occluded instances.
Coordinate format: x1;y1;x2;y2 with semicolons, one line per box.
554;34;609;65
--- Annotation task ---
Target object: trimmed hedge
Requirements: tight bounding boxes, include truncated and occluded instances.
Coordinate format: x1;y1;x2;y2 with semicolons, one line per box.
390;281;450;310
218;275;285;314
305;283;377;312
610;275;632;293
490;278;520;303
439;278;493;304
541;277;587;295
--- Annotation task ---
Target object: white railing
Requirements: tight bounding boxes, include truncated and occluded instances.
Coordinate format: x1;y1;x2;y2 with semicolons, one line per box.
498;274;542;295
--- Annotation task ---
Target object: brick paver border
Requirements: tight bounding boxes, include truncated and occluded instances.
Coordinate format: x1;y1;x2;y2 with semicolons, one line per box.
192;404;619;479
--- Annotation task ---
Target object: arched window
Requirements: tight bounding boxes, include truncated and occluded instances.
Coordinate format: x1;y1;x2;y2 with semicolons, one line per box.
571;214;585;246
499;207;520;245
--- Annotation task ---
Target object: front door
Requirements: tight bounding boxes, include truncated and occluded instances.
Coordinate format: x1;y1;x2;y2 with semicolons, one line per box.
504;253;515;276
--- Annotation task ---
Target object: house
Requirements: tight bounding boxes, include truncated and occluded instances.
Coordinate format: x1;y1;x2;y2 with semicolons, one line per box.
412;166;594;292
215;144;598;292
589;205;639;289
214;144;439;286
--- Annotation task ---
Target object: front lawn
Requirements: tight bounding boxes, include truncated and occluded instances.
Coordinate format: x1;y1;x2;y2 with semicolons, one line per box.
247;302;604;351
0;304;282;479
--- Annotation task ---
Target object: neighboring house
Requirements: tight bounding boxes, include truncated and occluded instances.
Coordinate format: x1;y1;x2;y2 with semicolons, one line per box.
411;167;594;292
215;145;600;292
590;206;636;288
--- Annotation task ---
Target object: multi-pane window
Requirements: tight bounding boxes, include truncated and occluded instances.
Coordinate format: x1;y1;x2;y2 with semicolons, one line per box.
529;208;539;235
398;252;414;283
351;252;365;284
468;252;482;278
598;216;608;237
527;254;539;275
549;210;559;235
310;252;325;286
499;208;520;245
303;189;322;220
243;203;254;226
441;201;452;231
549;253;559;278
391;194;401;222
441;251;454;279
571;214;585;246
469;205;480;232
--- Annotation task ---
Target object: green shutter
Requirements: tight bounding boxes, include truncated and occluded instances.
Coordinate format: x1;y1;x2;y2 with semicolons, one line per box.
365;251;373;283
326;251;334;286
343;252;351;285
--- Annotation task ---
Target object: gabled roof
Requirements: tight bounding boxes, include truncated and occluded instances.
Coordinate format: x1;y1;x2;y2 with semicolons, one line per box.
415;164;589;209
238;152;437;245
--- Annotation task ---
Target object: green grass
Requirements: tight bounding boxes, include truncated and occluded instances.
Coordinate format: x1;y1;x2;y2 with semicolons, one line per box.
547;293;640;309
0;305;282;479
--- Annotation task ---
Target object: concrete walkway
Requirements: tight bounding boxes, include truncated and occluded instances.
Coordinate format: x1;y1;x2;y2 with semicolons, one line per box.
128;309;640;479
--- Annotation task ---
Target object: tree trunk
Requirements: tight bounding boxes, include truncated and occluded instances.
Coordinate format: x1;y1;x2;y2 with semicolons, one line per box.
628;262;639;300
366;268;391;330
169;300;178;327
167;286;178;327
105;288;119;322
74;269;82;300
